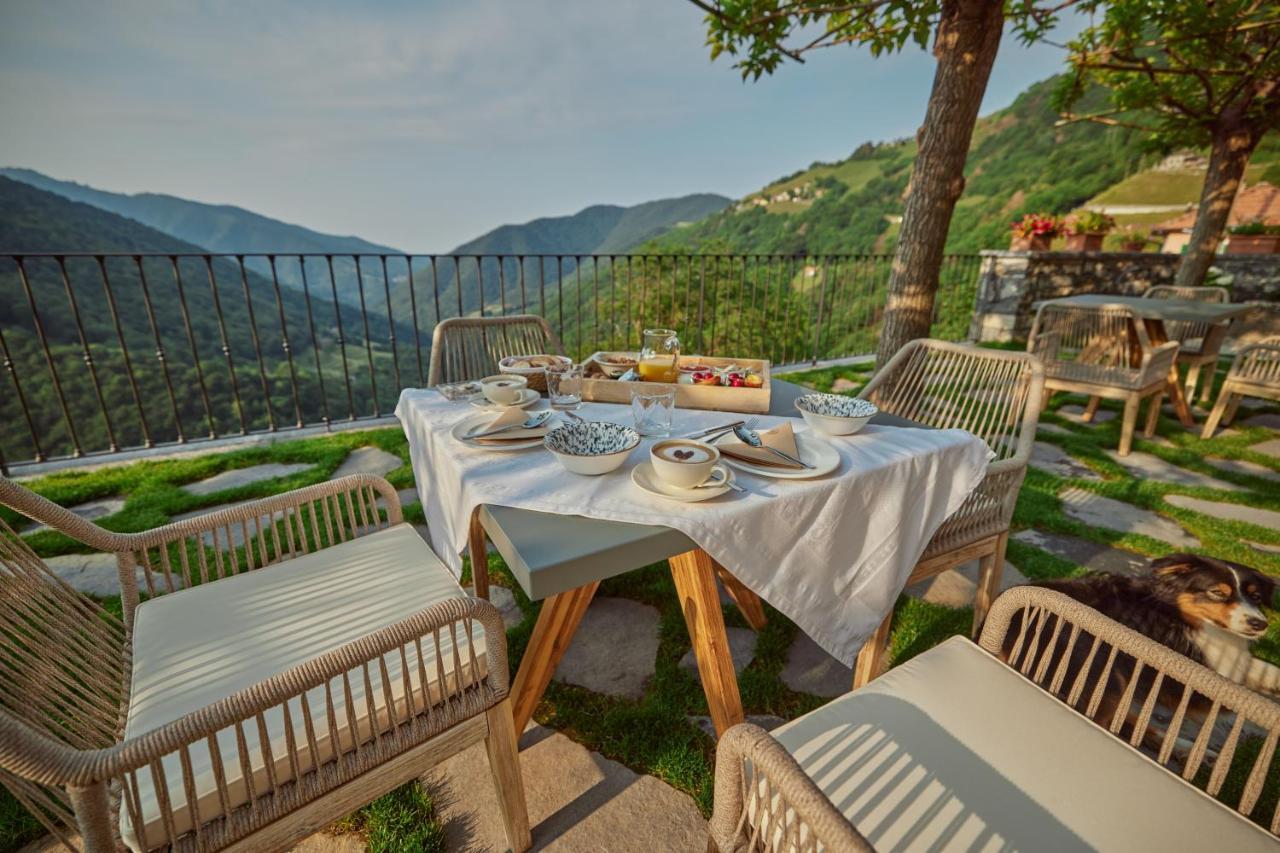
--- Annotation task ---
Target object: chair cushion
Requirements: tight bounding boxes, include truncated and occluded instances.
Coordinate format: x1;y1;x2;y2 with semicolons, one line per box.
121;523;485;850
771;636;1275;852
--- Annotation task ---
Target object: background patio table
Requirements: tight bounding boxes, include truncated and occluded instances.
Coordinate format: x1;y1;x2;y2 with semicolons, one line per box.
396;378;988;736
1034;294;1250;426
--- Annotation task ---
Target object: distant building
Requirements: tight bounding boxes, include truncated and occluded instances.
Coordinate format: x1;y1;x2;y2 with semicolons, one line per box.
1151;182;1280;253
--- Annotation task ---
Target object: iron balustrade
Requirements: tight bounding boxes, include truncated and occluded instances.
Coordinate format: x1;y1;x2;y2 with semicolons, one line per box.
0;252;981;470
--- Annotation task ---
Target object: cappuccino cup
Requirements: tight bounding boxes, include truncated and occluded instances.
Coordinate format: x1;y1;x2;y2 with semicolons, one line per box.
480;374;528;406
650;439;721;489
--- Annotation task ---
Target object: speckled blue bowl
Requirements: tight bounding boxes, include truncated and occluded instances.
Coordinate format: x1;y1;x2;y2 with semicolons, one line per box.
795;393;878;435
544;421;641;475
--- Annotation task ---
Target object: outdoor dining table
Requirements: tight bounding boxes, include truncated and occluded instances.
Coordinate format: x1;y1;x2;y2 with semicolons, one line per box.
396;377;987;739
1034;294;1250;427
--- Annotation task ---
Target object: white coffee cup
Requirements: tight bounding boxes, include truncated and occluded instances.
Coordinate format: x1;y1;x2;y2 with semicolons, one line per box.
650;439;721;489
480;374;528;406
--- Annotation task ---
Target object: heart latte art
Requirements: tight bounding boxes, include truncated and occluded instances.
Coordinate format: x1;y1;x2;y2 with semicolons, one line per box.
653;442;714;464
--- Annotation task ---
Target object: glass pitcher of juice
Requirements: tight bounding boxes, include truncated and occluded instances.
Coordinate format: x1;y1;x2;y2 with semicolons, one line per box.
638;328;680;383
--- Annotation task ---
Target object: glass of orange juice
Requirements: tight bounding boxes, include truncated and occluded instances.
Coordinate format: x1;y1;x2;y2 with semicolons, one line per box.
638;328;680;382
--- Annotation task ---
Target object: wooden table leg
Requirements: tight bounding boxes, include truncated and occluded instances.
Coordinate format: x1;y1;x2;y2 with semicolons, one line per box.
1144;318;1195;427
670;548;745;738
510;581;600;733
468;508;490;600
713;564;768;631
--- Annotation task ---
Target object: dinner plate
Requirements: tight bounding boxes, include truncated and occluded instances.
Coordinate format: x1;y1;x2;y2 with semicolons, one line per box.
631;462;734;502
450;412;548;451
712;431;840;479
468;388;540;410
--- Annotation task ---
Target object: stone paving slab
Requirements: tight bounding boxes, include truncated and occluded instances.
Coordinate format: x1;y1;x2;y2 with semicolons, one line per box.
1249;541;1280;556
426;723;706;852
688;714;784;741
1030;442;1101;480
1036;423;1073;436
554;598;659;699
1058;404;1117;424
1011;529;1150;577
43;551;169;597
1204;457;1280;483
333;446;403;479
1058;488;1200;548
182;462;313;496
1164;495;1280;532
23;496;125;534
679;626;757;683
1241;413;1280;430
1252;438;1280;458
904;558;1027;609
781;632;853;699
487;585;526;630
1103;450;1245;492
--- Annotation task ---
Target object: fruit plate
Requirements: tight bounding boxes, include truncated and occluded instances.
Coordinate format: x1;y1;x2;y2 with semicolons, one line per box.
711;431;840;479
581;353;771;414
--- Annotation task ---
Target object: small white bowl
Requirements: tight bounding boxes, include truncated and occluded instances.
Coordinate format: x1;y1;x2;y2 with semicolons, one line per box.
795;393;878;435
544;421;641;475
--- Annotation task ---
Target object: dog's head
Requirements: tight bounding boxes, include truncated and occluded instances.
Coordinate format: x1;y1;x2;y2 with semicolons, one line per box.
1153;554;1277;640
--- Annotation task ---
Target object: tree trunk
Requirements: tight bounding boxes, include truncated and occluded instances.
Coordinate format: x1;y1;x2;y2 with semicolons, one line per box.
1174;121;1264;289
876;0;1004;369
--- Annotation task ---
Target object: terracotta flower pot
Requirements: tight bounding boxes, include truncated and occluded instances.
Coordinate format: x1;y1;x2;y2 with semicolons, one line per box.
1010;234;1053;252
1120;241;1146;252
1063;232;1106;252
1227;234;1280;254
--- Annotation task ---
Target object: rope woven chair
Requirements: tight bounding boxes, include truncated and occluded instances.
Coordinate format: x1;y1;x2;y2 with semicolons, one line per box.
0;474;530;852
426;314;566;386
1202;336;1280;439
1144;285;1232;404
1028;301;1179;456
851;339;1044;687
708;587;1280;851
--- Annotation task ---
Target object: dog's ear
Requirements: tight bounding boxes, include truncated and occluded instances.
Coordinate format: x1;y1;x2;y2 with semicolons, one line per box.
1151;555;1199;577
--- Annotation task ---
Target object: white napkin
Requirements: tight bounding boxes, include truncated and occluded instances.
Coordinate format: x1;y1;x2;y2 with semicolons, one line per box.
470;407;549;443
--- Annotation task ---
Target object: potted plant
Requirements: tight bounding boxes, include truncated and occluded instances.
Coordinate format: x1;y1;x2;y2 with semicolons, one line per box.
1010;213;1059;251
1227;220;1280;254
1061;211;1116;251
1118;229;1149;252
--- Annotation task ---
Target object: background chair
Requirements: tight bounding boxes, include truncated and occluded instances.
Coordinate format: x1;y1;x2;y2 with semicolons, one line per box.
1143;285;1231;403
427;314;566;386
0;475;530;852
1201;336;1280;438
852;339;1044;687
1028;302;1178;456
709;587;1280;852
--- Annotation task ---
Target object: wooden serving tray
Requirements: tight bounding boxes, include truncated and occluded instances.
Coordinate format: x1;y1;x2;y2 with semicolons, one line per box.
582;353;771;414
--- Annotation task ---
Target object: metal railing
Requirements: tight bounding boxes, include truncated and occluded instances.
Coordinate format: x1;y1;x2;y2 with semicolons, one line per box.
0;252;981;470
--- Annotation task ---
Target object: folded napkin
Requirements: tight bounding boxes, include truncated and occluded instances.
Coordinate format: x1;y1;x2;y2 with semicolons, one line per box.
716;422;803;469
469;407;550;444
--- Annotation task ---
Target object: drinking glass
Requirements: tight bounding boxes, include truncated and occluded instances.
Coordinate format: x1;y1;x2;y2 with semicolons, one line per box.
631;386;676;436
546;363;584;411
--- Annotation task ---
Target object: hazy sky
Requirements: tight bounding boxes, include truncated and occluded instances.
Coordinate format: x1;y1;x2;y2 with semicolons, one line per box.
1;1;1083;252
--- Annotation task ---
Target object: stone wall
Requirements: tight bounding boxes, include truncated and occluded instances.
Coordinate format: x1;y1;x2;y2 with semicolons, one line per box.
968;250;1280;343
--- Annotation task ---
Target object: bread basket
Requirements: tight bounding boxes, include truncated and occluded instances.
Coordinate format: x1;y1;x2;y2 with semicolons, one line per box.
498;353;572;393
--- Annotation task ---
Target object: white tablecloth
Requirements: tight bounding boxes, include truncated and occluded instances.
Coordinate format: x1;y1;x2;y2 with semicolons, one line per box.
395;390;989;665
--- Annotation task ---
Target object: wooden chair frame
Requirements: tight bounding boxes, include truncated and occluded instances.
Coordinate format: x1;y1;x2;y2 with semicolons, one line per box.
0;475;530;852
1202;336;1280;439
851;339;1044;687
1143;285;1231;404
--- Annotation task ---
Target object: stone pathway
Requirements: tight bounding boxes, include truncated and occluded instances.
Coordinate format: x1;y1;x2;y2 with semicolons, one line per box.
425;723;706;852
22;495;126;534
1241;413;1280;430
1164;495;1280;532
1204;456;1280;483
43;551;166;597
780;632;853;698
904;558;1027;609
1058;488;1199;548
553;598;659;699
182;462;313;496
488;585;526;629
1102;450;1244;492
1252;438;1280;458
1030;442;1101;480
333;446;403;479
1250;541;1280;556
1058;405;1116;425
1036;423;1073;437
1011;530;1149;577
679;627;757;683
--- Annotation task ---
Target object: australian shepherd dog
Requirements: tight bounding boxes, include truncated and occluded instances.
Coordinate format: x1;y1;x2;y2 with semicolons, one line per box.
998;554;1279;764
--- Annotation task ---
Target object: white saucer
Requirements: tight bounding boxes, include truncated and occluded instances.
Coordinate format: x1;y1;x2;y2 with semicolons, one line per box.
450;412;548;451
469;388;540;410
631;463;734;502
712;431;840;479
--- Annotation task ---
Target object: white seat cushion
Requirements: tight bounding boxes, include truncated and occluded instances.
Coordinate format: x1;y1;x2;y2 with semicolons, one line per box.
772;636;1275;852
121;523;485;850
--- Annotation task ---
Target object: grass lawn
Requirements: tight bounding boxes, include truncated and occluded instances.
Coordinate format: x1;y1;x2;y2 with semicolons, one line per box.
2;354;1279;850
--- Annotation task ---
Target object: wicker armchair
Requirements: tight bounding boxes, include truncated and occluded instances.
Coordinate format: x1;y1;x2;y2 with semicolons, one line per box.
426;314;566;387
709;587;1280;852
1202;336;1280;439
0;475;530;852
851;340;1044;686
1143;285;1231;403
1028;302;1179;456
